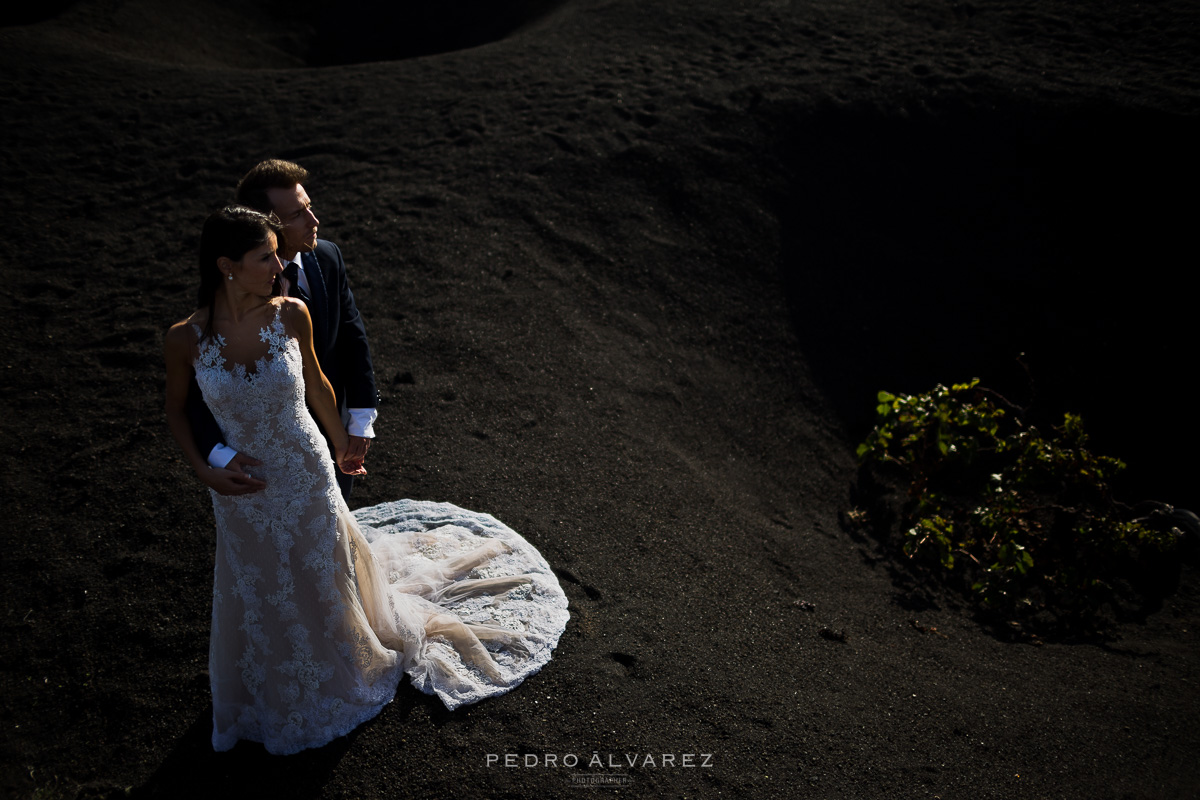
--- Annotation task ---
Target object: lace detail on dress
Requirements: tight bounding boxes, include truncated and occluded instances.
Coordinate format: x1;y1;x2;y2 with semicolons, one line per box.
194;304;568;754
353;500;570;709
198;305;400;754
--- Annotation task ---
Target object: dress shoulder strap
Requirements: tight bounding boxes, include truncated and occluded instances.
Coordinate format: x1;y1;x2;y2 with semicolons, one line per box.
261;300;292;353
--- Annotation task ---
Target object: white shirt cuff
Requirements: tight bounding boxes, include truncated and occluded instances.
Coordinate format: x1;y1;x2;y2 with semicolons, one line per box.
348;408;378;439
208;444;237;469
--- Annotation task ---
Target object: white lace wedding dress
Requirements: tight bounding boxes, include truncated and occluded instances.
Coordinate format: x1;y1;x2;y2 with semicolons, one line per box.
193;305;568;755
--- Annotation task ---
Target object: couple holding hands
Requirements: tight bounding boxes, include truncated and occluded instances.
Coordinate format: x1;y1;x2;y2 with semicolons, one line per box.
164;160;568;755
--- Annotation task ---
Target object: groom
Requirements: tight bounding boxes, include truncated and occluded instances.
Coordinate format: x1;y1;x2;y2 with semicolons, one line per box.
188;159;379;499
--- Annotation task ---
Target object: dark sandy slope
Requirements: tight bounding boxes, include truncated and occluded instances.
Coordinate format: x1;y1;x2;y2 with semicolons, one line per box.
1;1;1198;797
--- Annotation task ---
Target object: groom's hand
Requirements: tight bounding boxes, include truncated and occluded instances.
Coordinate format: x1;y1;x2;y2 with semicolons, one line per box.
208;452;267;495
345;435;371;465
337;435;369;476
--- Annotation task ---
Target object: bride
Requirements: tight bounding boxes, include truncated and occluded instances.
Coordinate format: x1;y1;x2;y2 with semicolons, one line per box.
164;206;568;755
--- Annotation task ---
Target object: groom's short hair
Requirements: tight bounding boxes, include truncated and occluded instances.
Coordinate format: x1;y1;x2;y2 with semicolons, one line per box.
235;159;310;214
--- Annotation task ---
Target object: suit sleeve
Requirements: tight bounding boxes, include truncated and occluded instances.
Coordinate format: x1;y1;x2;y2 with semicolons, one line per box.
187;373;225;458
326;242;378;410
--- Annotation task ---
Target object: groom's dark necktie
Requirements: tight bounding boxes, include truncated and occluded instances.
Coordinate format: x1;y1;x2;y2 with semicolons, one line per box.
283;262;309;303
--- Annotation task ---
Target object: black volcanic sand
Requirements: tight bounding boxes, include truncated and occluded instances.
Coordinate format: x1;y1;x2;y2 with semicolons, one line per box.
3;1;1199;798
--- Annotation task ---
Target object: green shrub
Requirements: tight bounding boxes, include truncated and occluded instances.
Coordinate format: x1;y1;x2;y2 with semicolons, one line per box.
856;379;1176;624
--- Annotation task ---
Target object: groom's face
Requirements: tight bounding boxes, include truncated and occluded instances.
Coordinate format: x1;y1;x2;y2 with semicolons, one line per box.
267;183;319;258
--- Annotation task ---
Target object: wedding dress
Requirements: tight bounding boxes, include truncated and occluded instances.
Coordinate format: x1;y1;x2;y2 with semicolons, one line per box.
193;304;568;755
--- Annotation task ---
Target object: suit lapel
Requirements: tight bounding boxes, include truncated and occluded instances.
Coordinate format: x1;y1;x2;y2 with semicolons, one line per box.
301;249;329;353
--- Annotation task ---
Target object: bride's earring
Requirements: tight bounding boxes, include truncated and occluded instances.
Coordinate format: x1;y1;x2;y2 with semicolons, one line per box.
227;273;233;281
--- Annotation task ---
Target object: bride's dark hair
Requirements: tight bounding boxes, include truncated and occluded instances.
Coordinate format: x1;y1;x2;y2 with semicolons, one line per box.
197;205;284;342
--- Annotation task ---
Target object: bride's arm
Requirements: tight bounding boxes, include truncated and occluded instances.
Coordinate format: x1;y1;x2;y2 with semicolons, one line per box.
283;299;366;474
164;321;267;495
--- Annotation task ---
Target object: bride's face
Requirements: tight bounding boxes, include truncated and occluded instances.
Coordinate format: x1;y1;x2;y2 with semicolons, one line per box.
229;232;283;297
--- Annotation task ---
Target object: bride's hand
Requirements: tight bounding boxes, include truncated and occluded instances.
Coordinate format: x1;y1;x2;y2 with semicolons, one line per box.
335;442;367;476
337;457;367;476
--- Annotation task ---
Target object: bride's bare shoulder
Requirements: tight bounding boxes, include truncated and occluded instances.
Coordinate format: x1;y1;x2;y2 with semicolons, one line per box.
165;310;205;348
276;296;311;328
275;296;306;314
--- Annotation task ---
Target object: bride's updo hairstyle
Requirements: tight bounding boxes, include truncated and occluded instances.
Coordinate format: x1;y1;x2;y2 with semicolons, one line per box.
196;205;283;341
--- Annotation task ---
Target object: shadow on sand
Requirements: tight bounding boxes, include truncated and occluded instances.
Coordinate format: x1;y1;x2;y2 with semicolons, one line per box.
777;103;1200;509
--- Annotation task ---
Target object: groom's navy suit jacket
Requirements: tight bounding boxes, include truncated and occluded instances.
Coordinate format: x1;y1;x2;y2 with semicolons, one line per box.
188;238;378;461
